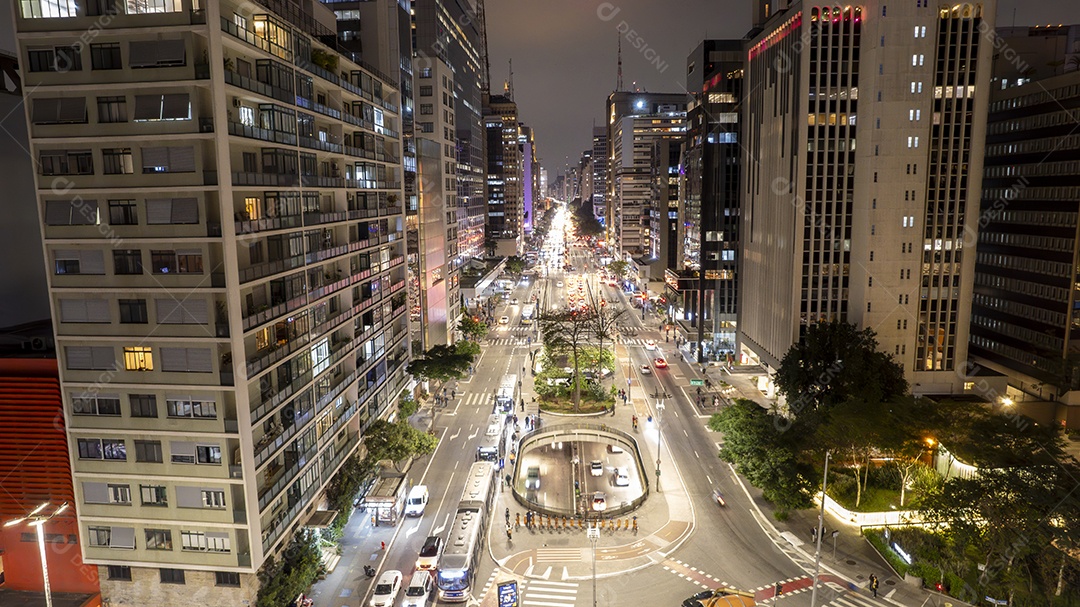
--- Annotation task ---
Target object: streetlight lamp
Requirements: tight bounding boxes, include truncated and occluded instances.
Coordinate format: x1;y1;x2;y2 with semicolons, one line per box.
4;501;69;607
655;399;666;493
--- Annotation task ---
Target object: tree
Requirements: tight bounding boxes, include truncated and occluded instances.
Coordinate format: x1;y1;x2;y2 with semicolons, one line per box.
505;255;526;276
775;320;908;421
406;343;475;382
572;199;604;237
257;530;324;607
362;419;438;471
709;399;813;513
538;308;595;412
607;260;629;281
585;290;625;381
398;390;419;419
458;316;489;341
814;397;905;508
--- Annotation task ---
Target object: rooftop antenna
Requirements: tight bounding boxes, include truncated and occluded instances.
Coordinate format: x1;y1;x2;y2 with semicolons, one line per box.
506;58;514;100
476;0;490;93
617;34;623;91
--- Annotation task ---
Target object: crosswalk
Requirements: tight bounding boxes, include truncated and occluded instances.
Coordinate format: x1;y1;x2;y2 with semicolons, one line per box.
521;579;579;607
536;548;582;563
460;392;494;408
824;593;881;607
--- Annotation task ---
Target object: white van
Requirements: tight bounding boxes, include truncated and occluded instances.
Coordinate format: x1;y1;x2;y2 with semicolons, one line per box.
404;485;428;517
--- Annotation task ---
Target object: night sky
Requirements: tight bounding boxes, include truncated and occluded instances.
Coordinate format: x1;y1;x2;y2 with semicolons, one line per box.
486;0;1080;180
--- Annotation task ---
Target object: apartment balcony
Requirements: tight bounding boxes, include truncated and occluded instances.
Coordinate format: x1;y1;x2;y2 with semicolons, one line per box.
295;96;343;121
342;112;377;132
235;214;303;235
299;136;342;154
238;252;306;284
344;145;375;161
251;367;313;426
303;210;348;227
296;58;340;87
223;69;295;105
228;120;298;146
308;275;350;301
257;442;316;512
242;292;309;332
221;16;292;62
245;331;312;378
301;175;344;188
253;404;315;469
232;171;300;188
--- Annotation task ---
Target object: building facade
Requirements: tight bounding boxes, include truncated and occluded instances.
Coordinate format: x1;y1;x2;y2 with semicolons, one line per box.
739;0;996;395
591;126;607;225
13;0;409;601
969;69;1080;426
483;92;523;256
667;40;743;360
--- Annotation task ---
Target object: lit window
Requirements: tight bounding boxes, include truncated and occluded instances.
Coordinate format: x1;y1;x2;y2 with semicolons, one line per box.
238;105;255;126
124;346;153;371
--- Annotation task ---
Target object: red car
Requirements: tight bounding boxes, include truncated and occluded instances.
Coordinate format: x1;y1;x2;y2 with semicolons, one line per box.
653;358;668;369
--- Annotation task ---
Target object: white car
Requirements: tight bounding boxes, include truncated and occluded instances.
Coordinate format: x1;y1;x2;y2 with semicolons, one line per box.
402;571;434;607
613;467;630;487
644;340;657;350
370;570;403;607
556;281;564;287
640;365;652;375
590;460;604;477
486;422;501;437
591;492;607;512
510;298;519;305
499;316;510;324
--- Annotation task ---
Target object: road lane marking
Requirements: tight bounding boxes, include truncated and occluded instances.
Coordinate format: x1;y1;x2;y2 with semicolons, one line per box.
430;510;450;535
405;522;420;537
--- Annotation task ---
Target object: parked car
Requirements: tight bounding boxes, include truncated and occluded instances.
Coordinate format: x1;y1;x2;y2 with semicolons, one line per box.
590;460;604;477
416;536;443;571
370;570;403;607
607;444;624;454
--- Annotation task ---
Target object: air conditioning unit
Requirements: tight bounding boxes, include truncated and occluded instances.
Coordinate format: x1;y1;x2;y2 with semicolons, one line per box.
232;98;241;108
30;337;49;351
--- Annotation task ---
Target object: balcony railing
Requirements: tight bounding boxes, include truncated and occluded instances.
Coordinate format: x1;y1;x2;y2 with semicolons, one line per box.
221;16;292;62
233;171;300;188
245;332;311;378
238;252;306;284
257;441;317;512
242;292;308;332
299;136;342;154
235;215;303;235
228;121;297;146
301;175;344;188
223;69;295;105
253;405;315;469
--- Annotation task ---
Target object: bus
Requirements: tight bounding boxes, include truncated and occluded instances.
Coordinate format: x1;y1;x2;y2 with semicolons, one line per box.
436;462;496;602
495;375;517;413
521;304;536;324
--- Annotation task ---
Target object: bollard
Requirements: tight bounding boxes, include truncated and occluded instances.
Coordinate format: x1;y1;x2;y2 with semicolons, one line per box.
515;513;520;528
562;516;567;529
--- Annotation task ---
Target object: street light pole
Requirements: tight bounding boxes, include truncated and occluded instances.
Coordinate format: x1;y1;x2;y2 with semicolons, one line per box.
809;451;831;607
4;501;68;607
655;400;665;493
588;524;599;607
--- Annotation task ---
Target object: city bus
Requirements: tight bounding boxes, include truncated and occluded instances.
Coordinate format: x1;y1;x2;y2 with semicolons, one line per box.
436;462;496;602
520;303;536;324
495;374;517;413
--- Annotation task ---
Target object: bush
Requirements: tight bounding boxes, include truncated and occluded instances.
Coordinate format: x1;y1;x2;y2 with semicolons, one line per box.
909;561;941;586
864;529;910;576
826;471;857;503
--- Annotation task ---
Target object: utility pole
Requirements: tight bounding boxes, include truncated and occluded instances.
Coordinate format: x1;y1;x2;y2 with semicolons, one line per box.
588;524;599;607
655;400;665;492
809;451;831;607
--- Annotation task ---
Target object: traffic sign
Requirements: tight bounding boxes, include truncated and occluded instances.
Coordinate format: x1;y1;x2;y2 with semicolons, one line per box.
690;379;704;386
498;582;519;607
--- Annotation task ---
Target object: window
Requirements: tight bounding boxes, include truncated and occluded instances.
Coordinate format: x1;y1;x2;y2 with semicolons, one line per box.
27;48;55;72
113;250;143;274
146;198;199;224
420;103;433;115
233;12;247;28
87;526;111;547
156;299;208;324
216;571;240;587
108;199;137;224
39;150;93;175
119;299;148;323
419;122;434;133
32;98;87;124
21;0;78;18
142;146;196;173
160;569;185;585
134;440;163;463
90;43;122;70
133;93;190;121
97;96;127;123
167;397;217;419
419;85;432;96
130;394;157;417
108;484;131;504
197;445;222;464
151;251;177;274
58;299;110;323
123;346;153;371
65;345;115;370
145;529;173;551
107;566;132;581
202;489;226;508
182;530;230;552
77;438;126;460
177;251;203;273
71;395;121;416
128;39;186;67
238;105;255;126
102;148;134;174
141;485;167;506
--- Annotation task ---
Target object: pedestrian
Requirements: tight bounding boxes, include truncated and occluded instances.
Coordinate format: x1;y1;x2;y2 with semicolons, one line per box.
452;389;456;399
380;541;386;551
869;574;879;598
520;399;525;412
505;507;510;523
611;405;615;417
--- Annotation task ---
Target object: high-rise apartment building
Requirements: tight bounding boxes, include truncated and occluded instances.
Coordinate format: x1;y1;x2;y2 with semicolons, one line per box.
13;0;409;601
667;40;743;360
411;57;462;348
591;126;607;225
739;0;996;395
606;94;686;273
969;69;1080;426
412;0;487;262
483;92;523;256
519;124;536;236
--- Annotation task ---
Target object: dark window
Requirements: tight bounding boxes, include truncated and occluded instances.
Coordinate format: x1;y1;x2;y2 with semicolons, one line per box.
102;148;133;174
150;251;177;274
215;571;241;587
90;43;122;70
134;440;163;463
97;96;127;123
77;438;103;459
108;199;137;224
39;150;93;176
197;445;221;464
129;394;157;417
54;46;82;71
27;49;55;72
107;565;132;581
113;250;143;275
160;568;185;584
118;299;148;323
146;530;173;551
177;252;203;274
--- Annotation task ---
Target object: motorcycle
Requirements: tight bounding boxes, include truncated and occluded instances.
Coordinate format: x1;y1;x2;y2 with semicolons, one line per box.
712;489;726;507
364;565;376;578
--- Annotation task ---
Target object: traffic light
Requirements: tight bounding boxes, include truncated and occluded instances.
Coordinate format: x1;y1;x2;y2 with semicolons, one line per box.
774;583;782;596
